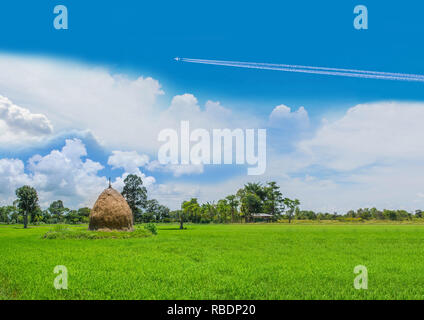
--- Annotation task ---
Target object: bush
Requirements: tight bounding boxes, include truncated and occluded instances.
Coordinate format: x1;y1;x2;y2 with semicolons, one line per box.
144;223;157;235
43;226;152;240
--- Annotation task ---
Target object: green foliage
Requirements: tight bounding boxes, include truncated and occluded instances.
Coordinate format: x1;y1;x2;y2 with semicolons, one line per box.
144;223;157;235
282;198;300;223
176;181;290;224
121;174;147;222
15;186;39;228
43;225;151;239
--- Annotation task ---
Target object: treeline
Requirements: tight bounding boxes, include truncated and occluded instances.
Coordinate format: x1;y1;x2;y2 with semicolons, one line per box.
0;201;91;225
0;175;171;227
172;182;300;228
1;179;424;226
171;182;424;227
294;208;423;221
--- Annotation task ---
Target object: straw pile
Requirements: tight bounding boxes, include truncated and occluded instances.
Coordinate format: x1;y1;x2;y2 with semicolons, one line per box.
89;187;133;231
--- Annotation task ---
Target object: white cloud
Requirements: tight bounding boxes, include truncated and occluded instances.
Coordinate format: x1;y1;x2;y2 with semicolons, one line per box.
0;54;260;155
27;139;107;207
268;104;309;128
107;150;155;189
0;159;31;202
0;54;164;152
298;102;424;171
2;54;424;213
160;93;259;131
0;139;157;209
147;160;204;177
0;95;53;146
108;151;149;173
151;101;424;212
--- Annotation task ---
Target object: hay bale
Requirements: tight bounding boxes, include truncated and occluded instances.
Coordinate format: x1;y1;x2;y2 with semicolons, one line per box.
89;187;133;231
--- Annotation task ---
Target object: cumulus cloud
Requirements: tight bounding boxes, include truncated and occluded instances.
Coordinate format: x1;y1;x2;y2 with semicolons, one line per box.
0;139;158;208
0;54;163;152
0;95;53;146
107;150;155;188
160;93;259;131
108;151;149;173
268;104;309;128
147;160;204;177
263;101;424;212
2;54;424;212
298;102;424;171
151;101;424;212
27;139;107;207
0;95;53;135
0;55;260;155
0;159;31;200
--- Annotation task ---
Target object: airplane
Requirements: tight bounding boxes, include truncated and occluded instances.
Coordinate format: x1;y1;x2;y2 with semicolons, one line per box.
174;57;181;61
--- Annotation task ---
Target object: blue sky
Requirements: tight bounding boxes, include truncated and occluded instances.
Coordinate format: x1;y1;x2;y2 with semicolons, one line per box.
0;1;424;211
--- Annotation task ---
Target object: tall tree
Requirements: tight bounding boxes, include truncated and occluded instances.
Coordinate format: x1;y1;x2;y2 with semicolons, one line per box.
121;174;147;223
181;198;200;229
244;182;267;202
237;187;262;223
225;195;239;223
263;181;284;218
15;186;39;229
283;198;300;224
217;199;230;223
48;200;68;223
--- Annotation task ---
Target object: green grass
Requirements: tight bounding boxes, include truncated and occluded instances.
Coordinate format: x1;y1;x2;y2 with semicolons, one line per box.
1;223;424;300
42;225;152;239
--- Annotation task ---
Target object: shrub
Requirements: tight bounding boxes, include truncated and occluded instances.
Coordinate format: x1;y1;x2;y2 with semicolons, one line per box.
144;223;157;235
43;226;151;240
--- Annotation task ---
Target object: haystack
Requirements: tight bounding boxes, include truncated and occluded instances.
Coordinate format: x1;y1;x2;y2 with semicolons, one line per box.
89;186;133;231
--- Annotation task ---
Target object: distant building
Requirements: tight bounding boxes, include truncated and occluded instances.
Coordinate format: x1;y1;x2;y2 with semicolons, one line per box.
251;213;273;222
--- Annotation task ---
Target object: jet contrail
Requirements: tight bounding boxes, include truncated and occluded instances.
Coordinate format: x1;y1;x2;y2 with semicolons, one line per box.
174;57;424;82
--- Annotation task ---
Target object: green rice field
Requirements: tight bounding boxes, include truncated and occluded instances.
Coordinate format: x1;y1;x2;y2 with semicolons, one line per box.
1;223;424;300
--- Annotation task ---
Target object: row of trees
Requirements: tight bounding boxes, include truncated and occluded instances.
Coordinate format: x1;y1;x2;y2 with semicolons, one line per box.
174;182;301;229
173;182;424;228
0;187;92;228
0;175;170;227
2;178;424;228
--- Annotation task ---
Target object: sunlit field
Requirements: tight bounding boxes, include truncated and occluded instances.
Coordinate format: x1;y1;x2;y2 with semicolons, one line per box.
1;223;424;300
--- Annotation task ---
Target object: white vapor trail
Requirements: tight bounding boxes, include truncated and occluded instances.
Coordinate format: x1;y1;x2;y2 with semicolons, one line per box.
176;58;424;82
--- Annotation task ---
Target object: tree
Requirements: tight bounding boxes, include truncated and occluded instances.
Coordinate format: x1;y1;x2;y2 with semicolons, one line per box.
237;189;262;223
15;186;39;228
181;198;200;229
144;199;160;222
225;195;239;223
48;200;68;223
283;198;300;224
156;204;170;222
77;207;91;223
65;210;81;224
244;182;267;202
0;207;10;223
263;181;284;218
121;174;147;223
217;199;230;223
